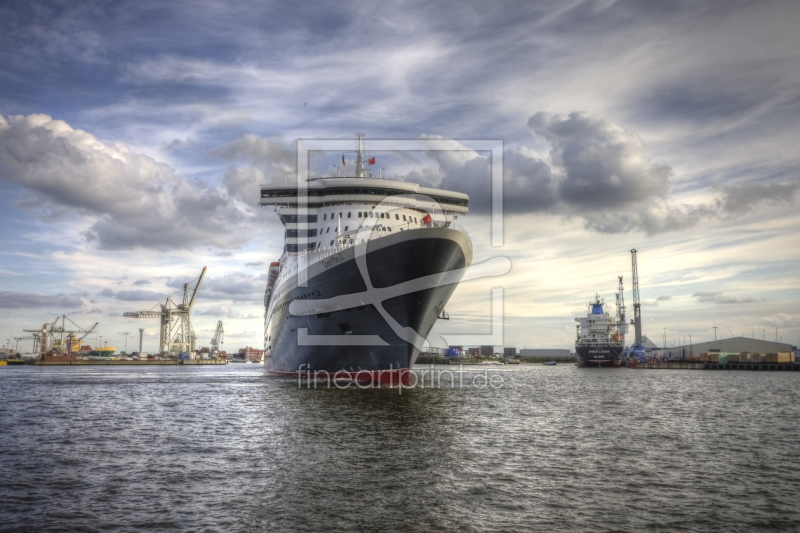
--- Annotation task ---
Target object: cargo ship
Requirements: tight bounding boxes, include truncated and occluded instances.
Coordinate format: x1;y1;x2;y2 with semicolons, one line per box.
260;134;472;385
574;297;624;367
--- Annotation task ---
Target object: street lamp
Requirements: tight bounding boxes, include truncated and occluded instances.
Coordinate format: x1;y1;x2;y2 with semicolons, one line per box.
124;332;129;353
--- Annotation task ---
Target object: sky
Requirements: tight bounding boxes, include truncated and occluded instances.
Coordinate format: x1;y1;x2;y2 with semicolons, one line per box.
1;0;799;354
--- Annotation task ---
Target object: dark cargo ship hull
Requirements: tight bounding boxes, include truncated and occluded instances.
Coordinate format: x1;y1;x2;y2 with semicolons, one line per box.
575;343;624;367
264;228;472;383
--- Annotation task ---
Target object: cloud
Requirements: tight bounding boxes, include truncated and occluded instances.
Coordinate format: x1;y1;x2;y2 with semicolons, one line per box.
716;179;800;214
212;135;296;203
417;113;716;234
692;291;759;304
529;111;671;209
656;295;672;301
245;261;264;267
133;279;150;285
99;288;116;297
195;306;260;319
114;290;165;302
0;291;83;309
0;114;255;250
168;272;264;302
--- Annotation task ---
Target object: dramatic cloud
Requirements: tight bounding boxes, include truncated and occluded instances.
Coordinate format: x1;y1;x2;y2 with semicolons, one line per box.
114;290;165;302
529;111;671;209
0;114;254;250
716;179;800;214
420;113;715;234
168;272;265;302
212;135;295;203
692;291;759;305
0;291;83;309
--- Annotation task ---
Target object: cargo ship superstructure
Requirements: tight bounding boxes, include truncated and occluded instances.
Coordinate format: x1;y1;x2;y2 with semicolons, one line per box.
574;298;624;367
260;134;472;384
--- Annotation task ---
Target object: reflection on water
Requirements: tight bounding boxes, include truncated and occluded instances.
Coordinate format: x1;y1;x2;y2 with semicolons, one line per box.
2;365;800;532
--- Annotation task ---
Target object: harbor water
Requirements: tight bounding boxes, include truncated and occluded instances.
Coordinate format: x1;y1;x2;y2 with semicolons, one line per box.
1;365;799;532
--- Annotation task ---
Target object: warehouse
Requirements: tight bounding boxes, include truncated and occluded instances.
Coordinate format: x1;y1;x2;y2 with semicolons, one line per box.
662;336;793;360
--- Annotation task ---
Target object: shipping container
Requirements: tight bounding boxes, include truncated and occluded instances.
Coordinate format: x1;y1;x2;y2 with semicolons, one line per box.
777;353;792;363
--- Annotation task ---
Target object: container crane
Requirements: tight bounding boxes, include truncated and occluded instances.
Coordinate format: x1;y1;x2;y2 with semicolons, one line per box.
66;322;98;355
24;315;95;357
210;321;224;358
123;266;207;355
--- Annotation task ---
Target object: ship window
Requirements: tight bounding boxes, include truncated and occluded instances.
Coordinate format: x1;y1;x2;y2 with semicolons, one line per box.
326;227;330;233
285;242;316;253
344;226;348;231
347;212;351;218
280;214;318;224
369;212;373;218
323;213;327;220
339;212;342;218
330;240;334;246
286;229;318;238
395;214;399;220
402;215;407;221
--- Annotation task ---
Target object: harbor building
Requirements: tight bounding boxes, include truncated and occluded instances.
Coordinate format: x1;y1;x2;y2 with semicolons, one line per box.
661;337;793;360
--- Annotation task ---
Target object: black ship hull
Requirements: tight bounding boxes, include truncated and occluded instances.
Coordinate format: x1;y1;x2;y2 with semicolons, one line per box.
575;343;623;367
264;228;472;384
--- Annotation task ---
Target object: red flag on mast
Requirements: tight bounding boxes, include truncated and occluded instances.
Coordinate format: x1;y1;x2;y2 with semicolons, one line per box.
368;157;376;165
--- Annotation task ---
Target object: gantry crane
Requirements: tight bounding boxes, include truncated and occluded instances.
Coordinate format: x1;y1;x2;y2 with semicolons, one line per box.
123;266;207;355
210;321;224;358
66;322;98;355
24;315;96;357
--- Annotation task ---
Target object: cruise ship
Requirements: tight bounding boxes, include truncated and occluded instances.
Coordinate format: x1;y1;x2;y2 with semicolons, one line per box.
260;134;472;385
574;297;624;367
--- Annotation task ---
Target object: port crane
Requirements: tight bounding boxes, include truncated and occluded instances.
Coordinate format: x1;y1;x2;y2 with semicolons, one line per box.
615;276;628;347
123;266;207;355
23;315;97;356
66;322;98;355
630;249;645;360
210;321;224;357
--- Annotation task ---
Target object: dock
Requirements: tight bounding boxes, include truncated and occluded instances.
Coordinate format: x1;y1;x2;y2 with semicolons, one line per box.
632;361;800;371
